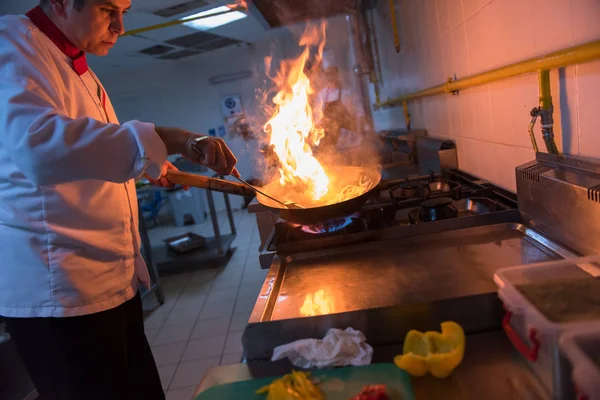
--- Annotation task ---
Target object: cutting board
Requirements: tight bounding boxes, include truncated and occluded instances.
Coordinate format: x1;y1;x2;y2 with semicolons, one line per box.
195;363;414;400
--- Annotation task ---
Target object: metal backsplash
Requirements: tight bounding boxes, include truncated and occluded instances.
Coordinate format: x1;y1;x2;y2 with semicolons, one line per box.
516;152;600;255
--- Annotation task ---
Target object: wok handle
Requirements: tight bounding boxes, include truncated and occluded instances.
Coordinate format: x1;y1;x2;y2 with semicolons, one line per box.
165;170;255;197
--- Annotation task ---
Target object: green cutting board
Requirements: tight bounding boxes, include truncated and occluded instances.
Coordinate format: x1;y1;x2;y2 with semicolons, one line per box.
195;363;414;400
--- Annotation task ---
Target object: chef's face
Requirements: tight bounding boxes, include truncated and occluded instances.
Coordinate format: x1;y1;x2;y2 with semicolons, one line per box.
52;0;130;55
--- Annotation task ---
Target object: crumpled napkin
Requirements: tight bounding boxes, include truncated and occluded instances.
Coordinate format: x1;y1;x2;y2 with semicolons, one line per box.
271;327;373;368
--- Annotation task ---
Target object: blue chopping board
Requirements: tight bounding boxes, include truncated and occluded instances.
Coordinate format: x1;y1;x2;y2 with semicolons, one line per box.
195;363;414;400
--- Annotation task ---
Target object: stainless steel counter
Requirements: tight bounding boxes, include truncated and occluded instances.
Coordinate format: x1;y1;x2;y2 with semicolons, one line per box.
195;331;549;399
267;223;559;322
243;210;577;361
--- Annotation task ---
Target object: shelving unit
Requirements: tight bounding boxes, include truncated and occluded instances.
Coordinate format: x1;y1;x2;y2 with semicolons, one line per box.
139;178;238;276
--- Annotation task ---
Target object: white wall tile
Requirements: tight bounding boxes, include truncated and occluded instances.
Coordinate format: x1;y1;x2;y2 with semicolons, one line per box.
448;1;465;30
484;0;536;69
570;0;600;44
556;66;580;155
462;0;493;21
468;85;494;142
530;0;574;54
464;9;489;73
440;25;455;72
461;138;481;176
451;24;470;78
576;60;600;158
436;0;453;37
447;95;464;136
488;74;537;147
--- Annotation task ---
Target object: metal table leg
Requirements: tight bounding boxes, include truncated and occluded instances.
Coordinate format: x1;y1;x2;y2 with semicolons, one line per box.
205;189;223;256
138;207;165;304
224;191;237;236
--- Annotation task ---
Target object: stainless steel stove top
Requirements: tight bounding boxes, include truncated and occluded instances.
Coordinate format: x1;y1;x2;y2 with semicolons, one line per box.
259;170;519;266
243;153;600;364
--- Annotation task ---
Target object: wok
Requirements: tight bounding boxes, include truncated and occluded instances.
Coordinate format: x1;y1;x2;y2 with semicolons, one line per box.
166;166;382;226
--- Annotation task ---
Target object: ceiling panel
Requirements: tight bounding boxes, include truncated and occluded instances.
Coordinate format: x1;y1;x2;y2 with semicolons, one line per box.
195;37;240;51
158;49;203;60
131;24;197;42
165;31;222;48
139;44;175;55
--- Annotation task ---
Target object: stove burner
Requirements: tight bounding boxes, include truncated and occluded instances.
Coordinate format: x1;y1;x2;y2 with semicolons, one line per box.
428;181;453;193
419;197;458;222
301;215;357;234
394;182;423;198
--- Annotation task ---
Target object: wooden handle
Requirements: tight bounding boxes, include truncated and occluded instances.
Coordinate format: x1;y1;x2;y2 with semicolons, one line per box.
165;170;255;197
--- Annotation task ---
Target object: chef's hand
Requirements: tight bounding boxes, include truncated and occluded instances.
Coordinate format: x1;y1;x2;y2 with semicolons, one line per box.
144;161;189;190
156;127;240;177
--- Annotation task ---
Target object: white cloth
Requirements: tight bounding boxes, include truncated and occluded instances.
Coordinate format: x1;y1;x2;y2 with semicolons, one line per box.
0;15;168;317
271;328;373;368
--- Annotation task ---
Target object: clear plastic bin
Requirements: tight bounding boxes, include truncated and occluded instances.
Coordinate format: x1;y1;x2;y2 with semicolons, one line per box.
560;327;600;400
494;255;600;399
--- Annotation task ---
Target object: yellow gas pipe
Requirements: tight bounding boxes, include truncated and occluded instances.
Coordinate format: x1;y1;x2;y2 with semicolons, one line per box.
376;39;600;108
538;69;553;111
389;0;400;53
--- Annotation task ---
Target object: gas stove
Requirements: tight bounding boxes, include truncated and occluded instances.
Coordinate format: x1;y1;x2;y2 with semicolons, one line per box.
260;169;518;263
244;153;597;365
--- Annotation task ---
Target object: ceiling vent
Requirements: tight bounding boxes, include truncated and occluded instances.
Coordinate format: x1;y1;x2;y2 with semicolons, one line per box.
139;44;175;55
196;37;240;52
158;49;202;60
152;0;210;18
166;31;222;48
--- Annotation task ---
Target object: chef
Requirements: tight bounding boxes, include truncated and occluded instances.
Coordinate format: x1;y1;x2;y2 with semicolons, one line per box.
314;49;367;160
0;1;238;399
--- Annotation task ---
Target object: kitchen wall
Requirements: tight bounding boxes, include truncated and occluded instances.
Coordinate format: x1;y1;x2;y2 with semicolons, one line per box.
369;0;600;191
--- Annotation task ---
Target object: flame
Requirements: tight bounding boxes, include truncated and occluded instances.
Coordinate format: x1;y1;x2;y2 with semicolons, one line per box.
301;213;358;234
263;23;330;201
300;289;333;317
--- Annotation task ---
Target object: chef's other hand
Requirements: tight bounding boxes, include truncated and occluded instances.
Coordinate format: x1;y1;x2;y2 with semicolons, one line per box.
144;161;188;191
185;136;240;177
155;127;239;177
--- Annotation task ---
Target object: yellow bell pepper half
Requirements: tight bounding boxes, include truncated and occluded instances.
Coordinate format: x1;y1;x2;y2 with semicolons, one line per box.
394;321;465;379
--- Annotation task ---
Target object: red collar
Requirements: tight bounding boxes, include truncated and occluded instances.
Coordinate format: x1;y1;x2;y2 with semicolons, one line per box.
26;6;88;75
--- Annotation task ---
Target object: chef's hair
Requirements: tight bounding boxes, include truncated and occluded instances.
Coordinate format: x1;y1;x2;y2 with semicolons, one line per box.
40;0;86;11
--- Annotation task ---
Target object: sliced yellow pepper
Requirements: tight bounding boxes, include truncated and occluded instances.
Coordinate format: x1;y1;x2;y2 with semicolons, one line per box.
394;321;465;379
256;371;324;400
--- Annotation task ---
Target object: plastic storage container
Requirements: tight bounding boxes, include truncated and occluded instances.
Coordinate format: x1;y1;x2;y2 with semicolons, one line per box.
560;327;600;400
494;255;600;399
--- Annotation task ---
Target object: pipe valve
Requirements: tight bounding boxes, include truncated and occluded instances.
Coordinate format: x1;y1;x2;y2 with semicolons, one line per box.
529;106;558;154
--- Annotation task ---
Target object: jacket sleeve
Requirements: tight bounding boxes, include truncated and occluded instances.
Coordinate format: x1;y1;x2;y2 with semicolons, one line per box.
0;34;167;186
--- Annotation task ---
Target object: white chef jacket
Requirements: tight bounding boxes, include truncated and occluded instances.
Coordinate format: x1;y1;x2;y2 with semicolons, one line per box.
0;8;168;318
